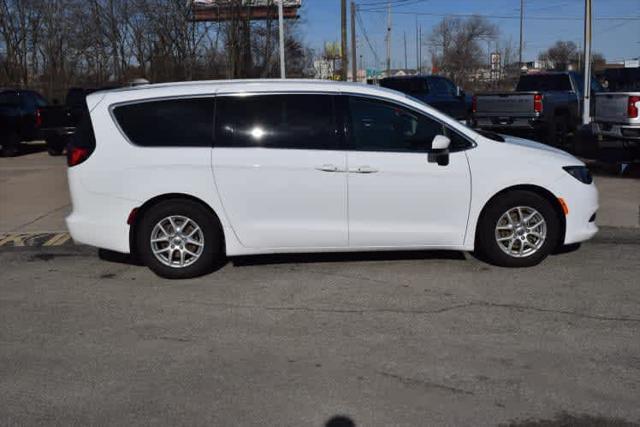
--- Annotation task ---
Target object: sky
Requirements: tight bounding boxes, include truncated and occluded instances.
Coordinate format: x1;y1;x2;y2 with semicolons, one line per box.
297;0;640;71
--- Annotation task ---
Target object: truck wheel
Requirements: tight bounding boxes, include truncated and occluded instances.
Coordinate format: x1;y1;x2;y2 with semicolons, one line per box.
0;132;20;157
545;116;568;147
46;137;66;156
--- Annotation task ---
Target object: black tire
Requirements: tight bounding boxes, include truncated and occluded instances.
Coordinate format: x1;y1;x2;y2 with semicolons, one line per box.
475;190;561;268
545;115;568;147
136;199;224;279
46;137;65;156
0;132;20;157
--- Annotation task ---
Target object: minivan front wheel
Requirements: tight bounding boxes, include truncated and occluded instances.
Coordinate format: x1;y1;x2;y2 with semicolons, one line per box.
136;199;224;279
476;191;560;267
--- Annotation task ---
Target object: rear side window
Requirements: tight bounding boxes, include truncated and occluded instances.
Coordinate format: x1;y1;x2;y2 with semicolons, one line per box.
215;94;338;150
113;98;214;147
516;75;572;92
429;77;457;96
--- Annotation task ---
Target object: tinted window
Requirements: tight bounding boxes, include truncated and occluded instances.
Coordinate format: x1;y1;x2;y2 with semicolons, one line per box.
429;77;457;96
114;98;214;147
215;94;337;150
70;108;96;151
380;78;429;94
348;96;444;152
516;74;573;92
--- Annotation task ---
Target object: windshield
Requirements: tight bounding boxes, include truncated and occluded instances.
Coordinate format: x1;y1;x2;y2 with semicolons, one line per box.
0;91;20;106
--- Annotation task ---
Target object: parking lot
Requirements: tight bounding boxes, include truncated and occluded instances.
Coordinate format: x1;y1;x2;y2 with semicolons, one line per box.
1;147;640;426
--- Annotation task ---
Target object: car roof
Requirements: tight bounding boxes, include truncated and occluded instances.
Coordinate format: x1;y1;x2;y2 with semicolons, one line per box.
91;79;411;107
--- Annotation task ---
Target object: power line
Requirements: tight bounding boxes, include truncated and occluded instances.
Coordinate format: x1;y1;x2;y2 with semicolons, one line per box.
358;9;640;21
356;8;381;66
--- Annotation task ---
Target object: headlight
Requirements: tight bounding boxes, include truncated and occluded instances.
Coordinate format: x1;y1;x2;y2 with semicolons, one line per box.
563;166;593;184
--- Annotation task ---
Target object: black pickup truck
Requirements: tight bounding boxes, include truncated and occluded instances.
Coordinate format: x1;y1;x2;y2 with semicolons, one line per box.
38;87;97;155
0;89;48;157
379;75;472;122
472;71;603;146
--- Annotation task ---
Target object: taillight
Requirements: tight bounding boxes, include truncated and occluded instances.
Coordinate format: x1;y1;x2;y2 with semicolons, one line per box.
533;94;543;113
35;108;42;128
628;96;640;119
471;95;477;113
67;146;90;167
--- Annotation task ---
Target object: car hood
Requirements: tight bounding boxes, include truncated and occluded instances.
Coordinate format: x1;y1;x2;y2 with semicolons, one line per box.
499;134;581;164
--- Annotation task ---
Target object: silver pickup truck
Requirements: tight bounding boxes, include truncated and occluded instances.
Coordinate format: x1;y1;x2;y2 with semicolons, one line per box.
593;92;640;150
472;72;601;146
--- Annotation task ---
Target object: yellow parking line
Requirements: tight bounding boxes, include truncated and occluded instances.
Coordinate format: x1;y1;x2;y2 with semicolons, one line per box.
43;233;72;246
0;234;26;247
0;232;72;248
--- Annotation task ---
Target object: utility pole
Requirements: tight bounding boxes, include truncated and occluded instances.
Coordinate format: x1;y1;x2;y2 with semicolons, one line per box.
351;1;357;82
582;0;592;125
415;19;419;72
341;0;348;81
386;1;391;76
519;0;524;68
418;25;422;74
403;31;407;70
278;0;286;78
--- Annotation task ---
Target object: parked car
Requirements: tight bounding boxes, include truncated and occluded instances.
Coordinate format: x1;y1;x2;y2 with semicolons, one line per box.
379;75;471;122
39;87;114;155
472;71;603;146
592;92;640;161
0;89;47;156
66;80;598;279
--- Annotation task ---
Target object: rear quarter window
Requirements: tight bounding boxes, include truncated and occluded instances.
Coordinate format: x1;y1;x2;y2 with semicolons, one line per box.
113;98;214;147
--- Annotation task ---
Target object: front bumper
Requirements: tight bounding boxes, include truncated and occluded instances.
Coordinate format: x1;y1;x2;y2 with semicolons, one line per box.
553;175;599;245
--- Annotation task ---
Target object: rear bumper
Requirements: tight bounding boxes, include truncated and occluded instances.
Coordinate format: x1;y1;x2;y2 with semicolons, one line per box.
593;123;640;143
65;170;136;253
40;127;76;140
473;116;544;131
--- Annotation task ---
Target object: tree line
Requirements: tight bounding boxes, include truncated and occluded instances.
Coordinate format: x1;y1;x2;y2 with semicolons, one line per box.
0;0;313;100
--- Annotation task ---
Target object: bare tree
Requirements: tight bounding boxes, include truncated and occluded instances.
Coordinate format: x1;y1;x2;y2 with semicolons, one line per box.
538;40;580;71
428;15;498;86
0;0;312;97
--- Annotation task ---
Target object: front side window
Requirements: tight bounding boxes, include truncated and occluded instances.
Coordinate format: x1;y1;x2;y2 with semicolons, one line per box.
113;98;214;147
347;96;445;152
215;94;337;150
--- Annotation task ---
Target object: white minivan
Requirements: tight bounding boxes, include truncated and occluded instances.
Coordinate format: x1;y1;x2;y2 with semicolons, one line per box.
66;80;598;279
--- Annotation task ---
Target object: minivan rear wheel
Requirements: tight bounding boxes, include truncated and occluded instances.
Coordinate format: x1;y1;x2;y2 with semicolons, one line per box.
136;199;224;279
476;190;560;267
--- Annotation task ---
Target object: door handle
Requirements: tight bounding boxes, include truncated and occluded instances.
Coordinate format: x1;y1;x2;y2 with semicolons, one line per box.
352;166;379;174
316;164;340;172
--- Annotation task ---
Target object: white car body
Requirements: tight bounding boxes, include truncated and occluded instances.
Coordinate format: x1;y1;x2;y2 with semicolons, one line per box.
66;80;598;257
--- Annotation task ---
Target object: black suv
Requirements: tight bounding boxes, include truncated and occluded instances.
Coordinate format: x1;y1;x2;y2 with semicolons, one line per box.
0;89;48;156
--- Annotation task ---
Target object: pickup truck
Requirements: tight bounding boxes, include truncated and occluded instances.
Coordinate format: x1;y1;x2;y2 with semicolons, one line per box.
592;92;640;160
379;75;471;122
472;71;603;146
38;87;97;155
0;89;48;156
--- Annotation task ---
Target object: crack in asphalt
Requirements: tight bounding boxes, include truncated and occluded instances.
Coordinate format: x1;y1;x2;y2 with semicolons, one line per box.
13;204;70;231
376;370;475;395
179;300;640;323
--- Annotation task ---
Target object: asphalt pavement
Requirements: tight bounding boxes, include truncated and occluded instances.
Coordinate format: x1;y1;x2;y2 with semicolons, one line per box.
1;146;639;426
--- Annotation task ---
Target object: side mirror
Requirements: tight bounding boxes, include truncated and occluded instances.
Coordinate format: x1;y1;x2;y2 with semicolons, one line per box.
428;135;451;166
